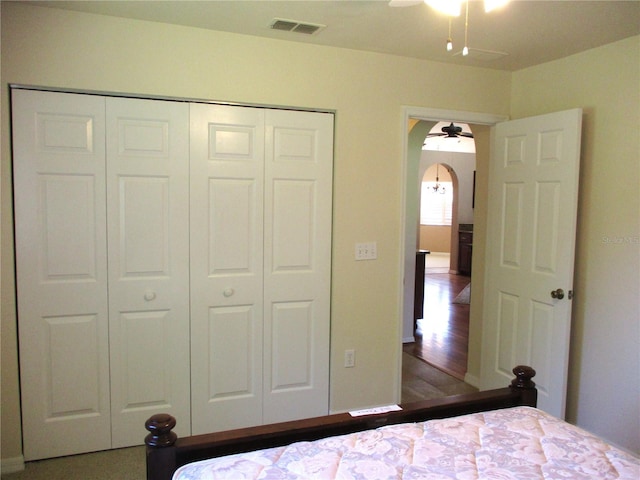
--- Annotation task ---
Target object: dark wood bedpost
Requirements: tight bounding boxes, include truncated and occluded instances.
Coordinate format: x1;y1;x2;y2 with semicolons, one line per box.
145;413;178;480
510;365;537;407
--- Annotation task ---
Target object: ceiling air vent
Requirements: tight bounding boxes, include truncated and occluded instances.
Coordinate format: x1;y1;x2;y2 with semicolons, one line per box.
270;18;326;35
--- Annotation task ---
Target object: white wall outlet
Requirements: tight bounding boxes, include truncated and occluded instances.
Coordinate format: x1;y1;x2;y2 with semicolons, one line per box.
344;349;356;368
355;242;377;260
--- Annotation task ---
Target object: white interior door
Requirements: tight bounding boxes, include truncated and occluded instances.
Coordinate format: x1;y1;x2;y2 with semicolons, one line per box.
190;103;266;434
13;89;111;460
262;109;333;423
481;109;582;418
106;97;191;446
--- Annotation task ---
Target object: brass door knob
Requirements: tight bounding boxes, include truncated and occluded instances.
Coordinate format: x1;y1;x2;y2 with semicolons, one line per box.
550;288;565;300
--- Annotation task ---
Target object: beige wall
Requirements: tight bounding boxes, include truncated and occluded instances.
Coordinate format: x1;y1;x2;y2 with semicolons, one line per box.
511;36;640;454
0;2;511;463
419;225;451;252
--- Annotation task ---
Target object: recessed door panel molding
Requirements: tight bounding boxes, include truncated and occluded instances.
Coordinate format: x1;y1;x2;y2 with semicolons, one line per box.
118;175;170;277
208;178;257;275
272;179;315;272
190;303;262;434
13;89;111;460
36;112;95;155
209;124;256;160
504;135;526;167
45;314;102;418
500;182;524;268
538;129;563;164
530;300;553;398
533;181;561;274
273;126;317;163
269;301;313;391
208;306;257;400
117;118;169;157
39;174;97;281
116;310;172;411
107;96;191;447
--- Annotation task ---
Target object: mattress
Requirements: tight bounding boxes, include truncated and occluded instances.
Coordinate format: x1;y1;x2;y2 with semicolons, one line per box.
173;406;640;479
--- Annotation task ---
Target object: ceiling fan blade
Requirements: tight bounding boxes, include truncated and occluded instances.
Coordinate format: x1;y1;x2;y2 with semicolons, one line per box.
388;0;423;7
459;132;474;138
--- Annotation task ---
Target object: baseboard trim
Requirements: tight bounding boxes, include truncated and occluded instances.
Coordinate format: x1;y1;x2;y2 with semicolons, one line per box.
1;455;25;474
464;373;480;388
402;335;415;343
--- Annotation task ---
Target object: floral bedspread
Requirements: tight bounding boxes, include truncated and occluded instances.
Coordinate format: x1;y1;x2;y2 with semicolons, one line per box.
173;406;640;479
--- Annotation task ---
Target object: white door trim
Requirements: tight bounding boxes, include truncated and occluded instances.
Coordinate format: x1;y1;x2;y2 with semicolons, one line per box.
397;106;508;402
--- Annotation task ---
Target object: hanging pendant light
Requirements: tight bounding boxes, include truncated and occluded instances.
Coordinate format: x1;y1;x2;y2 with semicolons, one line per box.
432;164;446;194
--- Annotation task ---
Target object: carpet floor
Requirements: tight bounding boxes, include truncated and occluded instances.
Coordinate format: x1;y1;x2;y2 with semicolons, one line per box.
1;445;145;480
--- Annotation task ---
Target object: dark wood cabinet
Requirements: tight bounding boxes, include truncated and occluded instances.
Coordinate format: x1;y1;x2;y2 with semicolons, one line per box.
414;251;428;328
458;231;473;276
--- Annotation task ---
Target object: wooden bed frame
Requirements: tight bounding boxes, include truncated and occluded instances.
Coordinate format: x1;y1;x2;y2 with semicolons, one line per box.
145;365;536;480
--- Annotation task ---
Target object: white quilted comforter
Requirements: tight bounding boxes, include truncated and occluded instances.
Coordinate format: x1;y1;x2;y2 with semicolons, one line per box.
173;407;639;479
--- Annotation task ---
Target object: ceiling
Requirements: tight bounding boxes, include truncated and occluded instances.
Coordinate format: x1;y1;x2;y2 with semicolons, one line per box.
25;0;640;71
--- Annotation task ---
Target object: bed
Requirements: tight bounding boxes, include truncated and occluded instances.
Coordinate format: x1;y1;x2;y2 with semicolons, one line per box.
145;366;639;479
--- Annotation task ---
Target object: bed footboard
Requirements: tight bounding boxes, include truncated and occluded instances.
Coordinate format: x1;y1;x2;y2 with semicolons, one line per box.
146;365;536;480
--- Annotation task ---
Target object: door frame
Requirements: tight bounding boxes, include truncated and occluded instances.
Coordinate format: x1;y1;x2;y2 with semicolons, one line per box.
397;106;508;401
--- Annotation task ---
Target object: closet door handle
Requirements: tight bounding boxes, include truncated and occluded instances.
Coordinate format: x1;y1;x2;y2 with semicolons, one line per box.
144;290;157;301
223;288;235;298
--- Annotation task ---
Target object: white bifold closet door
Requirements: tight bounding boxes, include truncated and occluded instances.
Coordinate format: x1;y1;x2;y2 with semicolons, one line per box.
105;97;191;447
13;89;191;460
190;104;333;434
13;90;111;460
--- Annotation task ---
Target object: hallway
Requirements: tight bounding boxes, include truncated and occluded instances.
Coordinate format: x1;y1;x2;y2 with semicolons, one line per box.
403;271;470;381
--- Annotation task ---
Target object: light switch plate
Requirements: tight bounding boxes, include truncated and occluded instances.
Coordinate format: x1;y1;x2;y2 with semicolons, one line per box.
355;242;377;260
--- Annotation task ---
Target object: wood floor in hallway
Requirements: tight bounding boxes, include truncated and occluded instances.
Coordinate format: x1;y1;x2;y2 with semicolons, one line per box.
403;273;470;380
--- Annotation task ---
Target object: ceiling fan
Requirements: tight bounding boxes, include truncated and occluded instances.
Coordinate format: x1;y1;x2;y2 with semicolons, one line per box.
427;122;474;139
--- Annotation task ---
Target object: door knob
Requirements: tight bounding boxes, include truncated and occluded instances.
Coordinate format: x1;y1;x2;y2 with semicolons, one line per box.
550;288;564;300
144;290;157;301
223;288;235;298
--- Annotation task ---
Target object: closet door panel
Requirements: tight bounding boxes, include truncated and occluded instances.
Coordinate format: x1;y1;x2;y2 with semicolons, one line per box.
106;98;190;447
13;89;111;460
263;110;333;423
190;104;265;434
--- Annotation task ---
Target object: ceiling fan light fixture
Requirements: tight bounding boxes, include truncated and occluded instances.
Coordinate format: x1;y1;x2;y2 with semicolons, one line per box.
446;17;453;51
484;0;509;13
424;0;510;56
425;0;462;17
